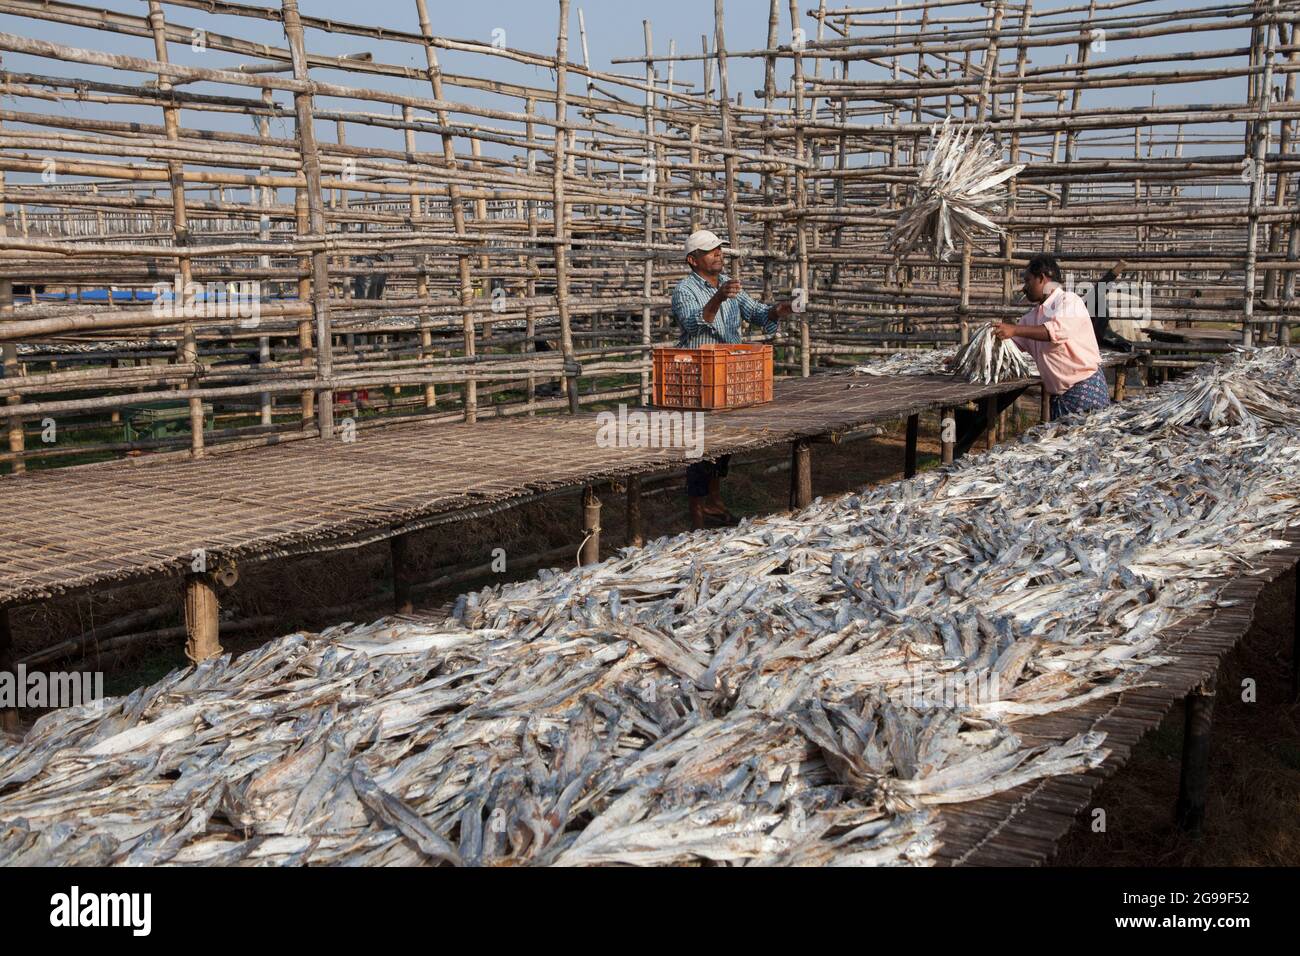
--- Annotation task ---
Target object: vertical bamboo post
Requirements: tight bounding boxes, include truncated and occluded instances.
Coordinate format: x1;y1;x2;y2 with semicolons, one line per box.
1241;0;1279;349
1;341;18;475
1055;0;1097;252
1176;675;1216;835
257;87;274;427
281;0;335;439
626;475;644;549
1264;23;1296;339
183;573;221;663
391;532;415;614
0;606;16;732
0;123;18;474
1004;2;1032;303
761;0;780;302
553;0;580;414
790;439;812;510
470;136;491;343
904;413;919;478
400;106;436;411
642;20;657;407
958;249;972;345
714;0;741;280
146;2;205;458
689;123;702;232
787;0;810;376
940;406;955;465
295;190;314;425
414;0;477;422
1292;562;1298;703
525;95;539;412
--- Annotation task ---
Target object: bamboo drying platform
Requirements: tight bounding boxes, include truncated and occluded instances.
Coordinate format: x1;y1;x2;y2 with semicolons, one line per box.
935;527;1300;867
0;361;1130;607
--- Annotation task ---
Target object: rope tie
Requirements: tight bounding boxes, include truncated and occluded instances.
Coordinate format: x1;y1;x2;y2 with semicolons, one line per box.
575;525;602;567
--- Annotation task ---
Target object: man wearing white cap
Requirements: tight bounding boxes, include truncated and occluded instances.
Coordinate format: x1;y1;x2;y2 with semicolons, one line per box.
672;229;794;529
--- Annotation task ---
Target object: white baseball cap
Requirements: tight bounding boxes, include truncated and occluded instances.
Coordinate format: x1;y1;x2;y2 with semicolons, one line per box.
685;229;727;257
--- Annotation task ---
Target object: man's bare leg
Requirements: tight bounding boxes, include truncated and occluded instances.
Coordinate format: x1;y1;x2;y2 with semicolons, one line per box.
703;475;728;516
689;495;708;530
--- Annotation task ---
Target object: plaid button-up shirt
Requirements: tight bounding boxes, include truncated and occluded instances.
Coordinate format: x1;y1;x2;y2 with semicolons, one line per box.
671;270;778;348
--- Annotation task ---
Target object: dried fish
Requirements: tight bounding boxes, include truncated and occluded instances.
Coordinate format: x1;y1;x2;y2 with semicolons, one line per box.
885;118;1025;262
0;348;1297;867
1125;347;1300;436
850;324;1036;385
950;324;1038;385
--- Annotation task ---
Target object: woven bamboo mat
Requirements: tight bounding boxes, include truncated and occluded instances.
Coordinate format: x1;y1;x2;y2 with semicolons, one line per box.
934;528;1300;866
0;360;1132;605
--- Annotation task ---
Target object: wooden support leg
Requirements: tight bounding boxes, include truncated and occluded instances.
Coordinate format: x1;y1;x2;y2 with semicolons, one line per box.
1176;675;1216;835
0;606;18;733
790;439;813;510
391;532;415;615
183;573;222;664
1292;562;1298;704
940;406;955;465
904;413;919;478
1039;384;1052;423
1113;366;1127;402
626;476;643;549
580;485;601;565
984;397;998;450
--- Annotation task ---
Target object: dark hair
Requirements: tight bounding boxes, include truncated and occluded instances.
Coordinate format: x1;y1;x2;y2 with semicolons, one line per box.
1025;253;1062;284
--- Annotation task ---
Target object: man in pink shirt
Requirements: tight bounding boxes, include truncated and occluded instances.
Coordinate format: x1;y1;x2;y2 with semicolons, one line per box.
991;253;1110;420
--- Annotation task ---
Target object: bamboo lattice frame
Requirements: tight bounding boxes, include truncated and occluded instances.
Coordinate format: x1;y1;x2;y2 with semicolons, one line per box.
0;0;1295;470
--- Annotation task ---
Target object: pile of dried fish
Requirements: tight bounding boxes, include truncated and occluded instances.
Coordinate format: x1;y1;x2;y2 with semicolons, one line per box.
884;118;1025;261
1;349;1297;867
951;323;1038;384
1125;348;1300;436
850;348;955;379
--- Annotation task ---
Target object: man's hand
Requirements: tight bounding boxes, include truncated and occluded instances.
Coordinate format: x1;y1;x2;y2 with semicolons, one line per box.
990;321;1019;341
713;279;742;303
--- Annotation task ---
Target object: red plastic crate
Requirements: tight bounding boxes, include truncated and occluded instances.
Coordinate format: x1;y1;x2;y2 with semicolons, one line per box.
652;343;773;410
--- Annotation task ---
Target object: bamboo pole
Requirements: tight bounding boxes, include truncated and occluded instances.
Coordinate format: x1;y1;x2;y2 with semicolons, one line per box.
553;0;580;415
182;572;222;663
789;0;811;376
1242;0;1280;348
281;0;335;439
147;2;206;458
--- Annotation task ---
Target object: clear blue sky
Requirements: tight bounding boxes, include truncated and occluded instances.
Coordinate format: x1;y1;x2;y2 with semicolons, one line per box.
0;1;1259;172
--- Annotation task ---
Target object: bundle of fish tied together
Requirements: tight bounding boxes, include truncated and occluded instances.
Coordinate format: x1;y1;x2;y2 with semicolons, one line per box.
2;349;1298;867
850;324;1036;386
884;118;1025;262
951;324;1037;385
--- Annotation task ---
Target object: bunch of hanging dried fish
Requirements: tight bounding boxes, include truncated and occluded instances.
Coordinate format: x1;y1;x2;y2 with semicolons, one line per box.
1;349;1297;867
884;118;1025;262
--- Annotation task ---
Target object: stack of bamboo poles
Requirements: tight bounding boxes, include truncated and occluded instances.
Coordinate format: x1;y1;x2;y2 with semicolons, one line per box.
0;0;1295;471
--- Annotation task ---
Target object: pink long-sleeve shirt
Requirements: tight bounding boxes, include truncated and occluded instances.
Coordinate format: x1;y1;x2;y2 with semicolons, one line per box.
1014;285;1101;395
